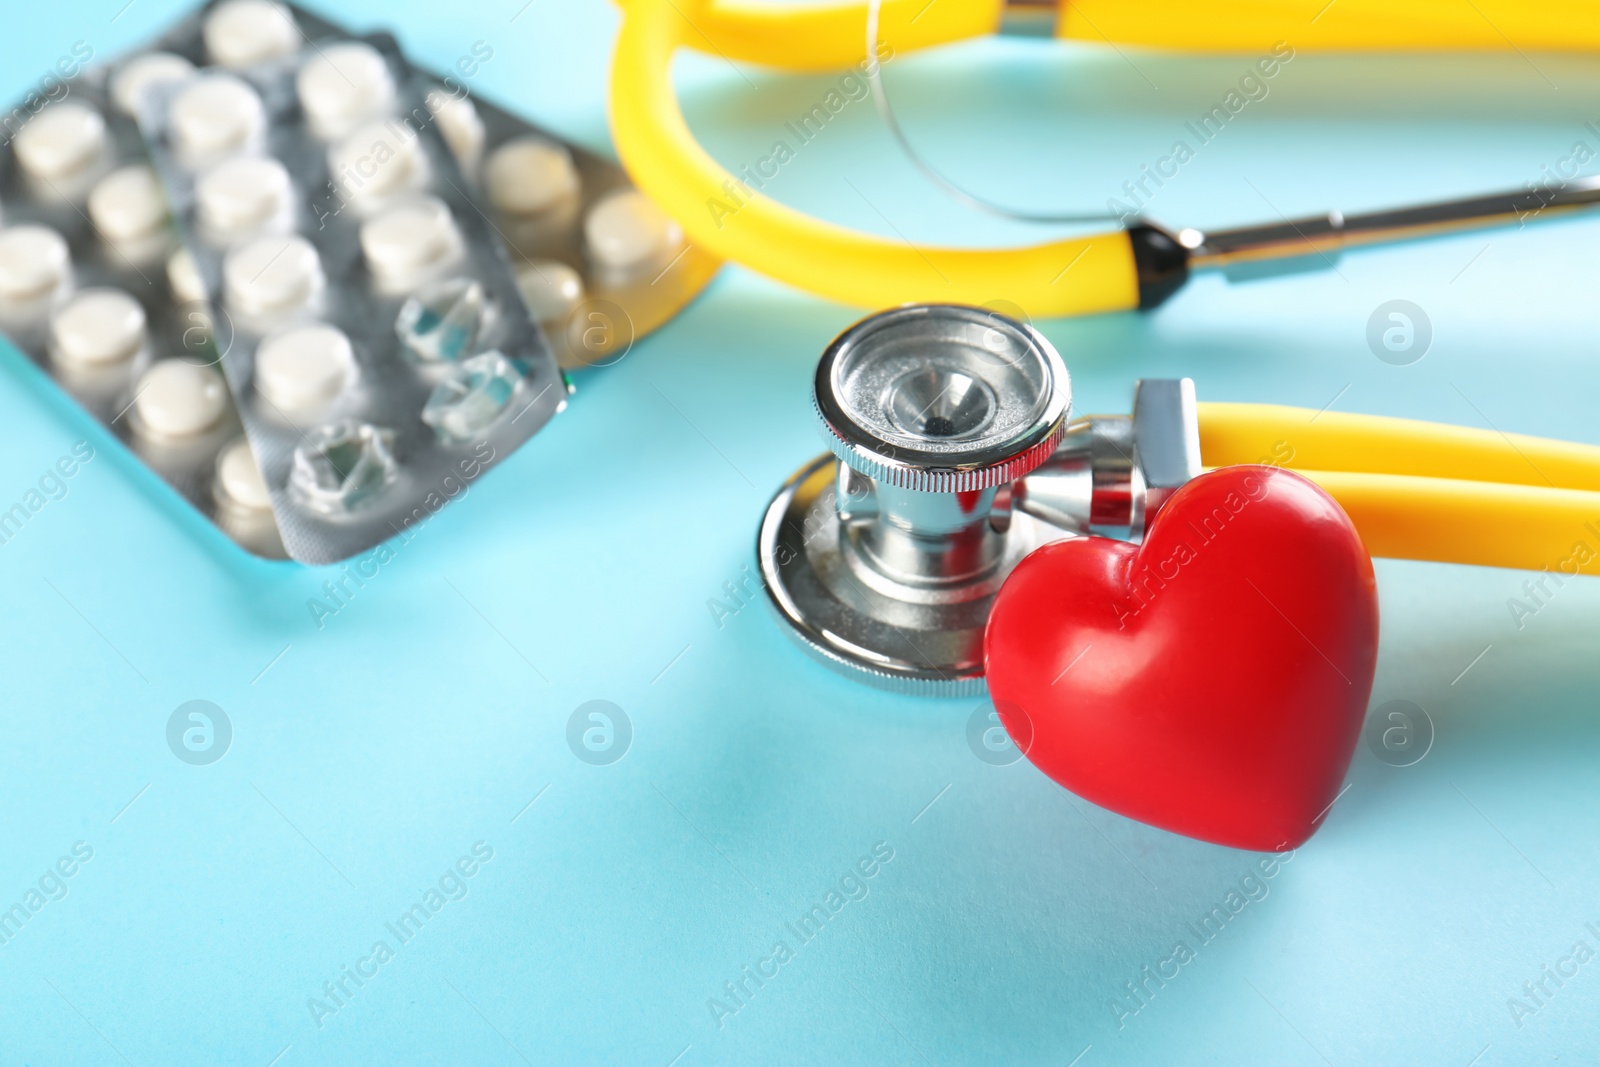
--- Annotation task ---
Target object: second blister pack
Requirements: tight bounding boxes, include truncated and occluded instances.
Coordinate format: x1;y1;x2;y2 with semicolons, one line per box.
421;79;722;370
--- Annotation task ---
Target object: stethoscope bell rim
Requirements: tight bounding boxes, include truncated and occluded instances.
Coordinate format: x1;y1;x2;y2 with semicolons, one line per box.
812;303;1072;493
757;452;1015;697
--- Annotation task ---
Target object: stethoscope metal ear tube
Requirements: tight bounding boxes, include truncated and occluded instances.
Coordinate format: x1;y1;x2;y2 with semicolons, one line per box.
614;1;1600;317
1130;175;1600;307
758;304;1199;694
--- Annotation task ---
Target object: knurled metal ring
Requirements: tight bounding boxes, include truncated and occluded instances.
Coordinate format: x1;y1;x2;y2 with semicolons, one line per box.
812;304;1072;493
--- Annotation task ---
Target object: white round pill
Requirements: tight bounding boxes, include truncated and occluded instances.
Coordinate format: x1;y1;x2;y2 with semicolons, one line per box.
425;89;484;172
197;155;290;233
486;136;579;216
216;435;272;510
88;165;168;242
15;102;107;180
167;247;206;304
515;260;584;324
135;360;227;438
111;52;195;116
204;0;300;68
359;196;460;281
329;120;423;203
585;189;683;271
170;74;265;161
51;288;147;366
297;42;393;139
0;226;71;302
255;323;356;415
224;234;323;316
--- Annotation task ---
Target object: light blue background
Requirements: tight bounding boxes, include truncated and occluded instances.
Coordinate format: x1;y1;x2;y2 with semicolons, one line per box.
3;2;1600;1064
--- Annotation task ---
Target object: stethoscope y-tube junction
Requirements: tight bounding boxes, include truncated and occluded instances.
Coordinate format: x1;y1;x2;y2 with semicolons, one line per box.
1129;174;1600;309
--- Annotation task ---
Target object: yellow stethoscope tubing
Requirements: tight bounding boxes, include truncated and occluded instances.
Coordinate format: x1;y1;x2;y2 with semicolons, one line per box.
1199;403;1600;492
657;0;1001;73
612;0;1600;575
1199;403;1600;574
664;0;1600;68
1059;0;1600;54
1294;471;1600;577
611;0;1600;315
609;0;1141;317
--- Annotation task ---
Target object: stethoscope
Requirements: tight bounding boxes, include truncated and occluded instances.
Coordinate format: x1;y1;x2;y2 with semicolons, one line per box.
609;0;1600;847
761;303;1600;693
610;0;1600;317
601;0;1600;688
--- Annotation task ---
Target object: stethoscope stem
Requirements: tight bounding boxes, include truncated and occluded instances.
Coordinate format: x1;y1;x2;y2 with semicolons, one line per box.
1132;175;1600;308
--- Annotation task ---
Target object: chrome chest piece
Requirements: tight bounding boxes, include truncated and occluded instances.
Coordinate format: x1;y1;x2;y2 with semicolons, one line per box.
758;304;1202;696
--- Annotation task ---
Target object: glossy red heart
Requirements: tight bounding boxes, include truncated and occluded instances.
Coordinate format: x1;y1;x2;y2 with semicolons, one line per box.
985;465;1378;851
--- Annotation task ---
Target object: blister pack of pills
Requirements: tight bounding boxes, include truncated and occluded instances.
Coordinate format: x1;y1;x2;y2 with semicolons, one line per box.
128;1;568;565
420;80;722;369
0;37;290;558
0;0;721;563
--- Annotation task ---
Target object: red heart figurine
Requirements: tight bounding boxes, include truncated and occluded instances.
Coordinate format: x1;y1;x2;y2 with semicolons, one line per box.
985;465;1378;851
